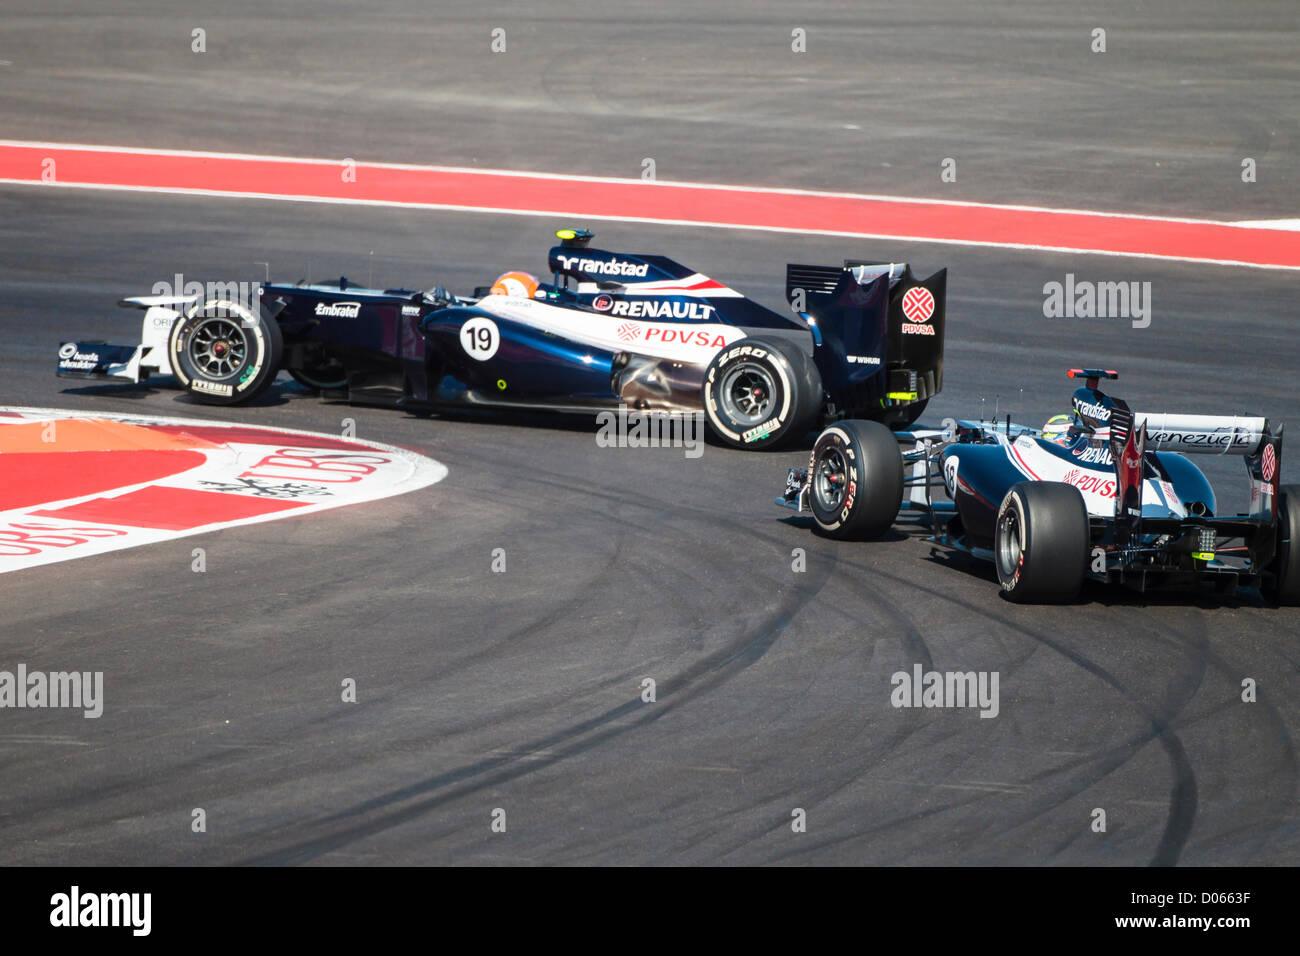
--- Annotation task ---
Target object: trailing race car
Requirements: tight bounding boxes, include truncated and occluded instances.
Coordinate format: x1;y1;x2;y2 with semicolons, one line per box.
55;229;947;449
778;369;1298;604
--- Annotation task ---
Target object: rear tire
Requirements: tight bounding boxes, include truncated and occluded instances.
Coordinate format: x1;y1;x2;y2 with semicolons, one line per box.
1266;484;1300;606
807;420;903;539
168;300;283;405
701;336;822;450
995;481;1089;603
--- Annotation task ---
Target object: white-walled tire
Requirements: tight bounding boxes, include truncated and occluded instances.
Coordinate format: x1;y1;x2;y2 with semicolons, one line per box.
995;481;1089;603
807;420;903;539
168;300;283;405
701;337;822;450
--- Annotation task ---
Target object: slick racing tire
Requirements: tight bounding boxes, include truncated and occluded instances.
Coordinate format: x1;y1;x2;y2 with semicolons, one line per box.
1265;484;1300;606
807;419;903;539
995;481;1089;603
701;336;822;450
168;300;283;406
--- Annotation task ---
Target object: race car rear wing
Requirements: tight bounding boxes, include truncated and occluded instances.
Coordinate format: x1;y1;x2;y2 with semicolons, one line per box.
1135;411;1282;522
1109;404;1284;548
785;261;945;419
1136;413;1268;456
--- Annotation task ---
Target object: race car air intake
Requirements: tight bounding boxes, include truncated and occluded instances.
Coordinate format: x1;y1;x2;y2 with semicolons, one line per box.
1135;413;1267;456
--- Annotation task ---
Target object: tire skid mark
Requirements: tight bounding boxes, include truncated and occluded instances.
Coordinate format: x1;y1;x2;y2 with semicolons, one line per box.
1127;607;1297;863
712;580;942;860
235;495;836;864
811;548;1201;865
723;575;1060;863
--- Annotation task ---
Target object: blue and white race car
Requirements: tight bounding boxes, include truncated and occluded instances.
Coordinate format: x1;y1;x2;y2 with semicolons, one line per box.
779;369;1297;603
56;229;947;450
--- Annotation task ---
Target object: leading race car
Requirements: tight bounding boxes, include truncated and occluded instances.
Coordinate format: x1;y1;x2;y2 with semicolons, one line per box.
778;369;1298;604
55;229;947;450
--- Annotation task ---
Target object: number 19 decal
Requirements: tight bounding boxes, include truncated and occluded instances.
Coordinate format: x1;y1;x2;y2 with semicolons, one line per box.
460;317;500;361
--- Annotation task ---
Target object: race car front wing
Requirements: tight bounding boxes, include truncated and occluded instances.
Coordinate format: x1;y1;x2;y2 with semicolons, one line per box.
55;295;193;384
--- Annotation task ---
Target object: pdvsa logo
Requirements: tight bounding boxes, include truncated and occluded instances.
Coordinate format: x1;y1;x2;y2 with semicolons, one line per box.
1262;443;1277;482
900;286;936;336
1063;468;1117;497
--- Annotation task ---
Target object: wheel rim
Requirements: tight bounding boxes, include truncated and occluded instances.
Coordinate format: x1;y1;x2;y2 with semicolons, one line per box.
814;446;848;512
718;362;777;426
188;317;249;378
997;508;1021;580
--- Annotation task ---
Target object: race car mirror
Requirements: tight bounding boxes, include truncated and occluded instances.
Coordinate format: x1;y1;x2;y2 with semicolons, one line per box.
556;228;593;248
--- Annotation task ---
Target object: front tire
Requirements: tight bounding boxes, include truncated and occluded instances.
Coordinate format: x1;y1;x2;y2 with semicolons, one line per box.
1266;484;1300;606
995;481;1090;603
807;420;903;539
168;300;283;405
701;336;822;450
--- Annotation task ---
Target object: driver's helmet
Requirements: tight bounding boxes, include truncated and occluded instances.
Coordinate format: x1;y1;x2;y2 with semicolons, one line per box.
1042;414;1073;444
489;271;539;298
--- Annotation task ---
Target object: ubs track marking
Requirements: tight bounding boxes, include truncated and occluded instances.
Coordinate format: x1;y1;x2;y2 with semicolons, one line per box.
0;407;447;573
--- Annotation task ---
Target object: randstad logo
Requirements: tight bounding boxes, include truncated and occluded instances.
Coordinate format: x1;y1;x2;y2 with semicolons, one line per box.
558;256;649;277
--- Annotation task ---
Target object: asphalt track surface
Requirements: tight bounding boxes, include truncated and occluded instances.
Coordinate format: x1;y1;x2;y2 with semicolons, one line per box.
0;1;1297;865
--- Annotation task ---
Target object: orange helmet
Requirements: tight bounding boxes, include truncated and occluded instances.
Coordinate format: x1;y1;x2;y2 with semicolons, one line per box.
489;271;540;298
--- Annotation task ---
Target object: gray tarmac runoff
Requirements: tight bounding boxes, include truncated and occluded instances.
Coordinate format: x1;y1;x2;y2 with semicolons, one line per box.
0;0;1296;864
